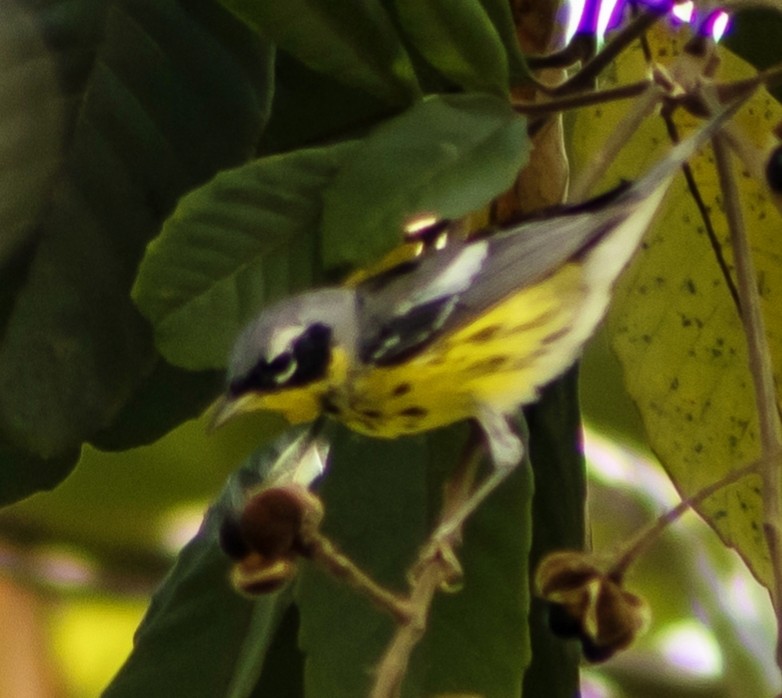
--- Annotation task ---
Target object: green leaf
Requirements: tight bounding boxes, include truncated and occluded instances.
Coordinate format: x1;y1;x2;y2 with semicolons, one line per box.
133;141;360;371
475;0;530;84
0;0;273;463
103;428;312;698
725;9;782;101
260;52;390;156
0;443;79;507
296;422;532;698
0;2;67;267
393;0;510;95
251;606;305;697
321;93;529;268
296;429;428;698
414;421;532;698
89;361;221;451
218;0;420;105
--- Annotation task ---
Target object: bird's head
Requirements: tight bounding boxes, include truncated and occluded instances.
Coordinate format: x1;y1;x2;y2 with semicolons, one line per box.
211;288;357;429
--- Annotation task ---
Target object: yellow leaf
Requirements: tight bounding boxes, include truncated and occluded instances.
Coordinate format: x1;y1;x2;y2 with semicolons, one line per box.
571;23;782;587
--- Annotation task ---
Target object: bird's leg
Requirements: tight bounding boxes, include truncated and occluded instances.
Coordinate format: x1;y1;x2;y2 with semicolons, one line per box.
421;408;525;569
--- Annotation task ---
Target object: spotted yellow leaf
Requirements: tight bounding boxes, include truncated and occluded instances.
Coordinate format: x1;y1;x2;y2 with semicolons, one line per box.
571;23;782;588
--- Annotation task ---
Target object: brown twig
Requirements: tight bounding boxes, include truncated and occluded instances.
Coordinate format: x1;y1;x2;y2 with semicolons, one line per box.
715;63;782;103
545;9;666;96
524;34;595;71
369;435;484;698
712;130;782;671
302;530;412;625
567;81;665;201
513;65;782;120
607;458;762;580
512;79;653;116
368;554;455;698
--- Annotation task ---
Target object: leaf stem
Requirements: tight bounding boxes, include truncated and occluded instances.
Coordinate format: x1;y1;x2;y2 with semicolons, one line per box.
608;458;761;580
712;132;782;670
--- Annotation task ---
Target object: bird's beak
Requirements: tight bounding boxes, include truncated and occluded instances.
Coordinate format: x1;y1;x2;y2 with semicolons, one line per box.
208;394;246;432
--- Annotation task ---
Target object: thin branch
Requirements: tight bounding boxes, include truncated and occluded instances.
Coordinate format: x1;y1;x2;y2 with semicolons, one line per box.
712;132;782;670
513;64;782;119
524;34;595;71
368;555;454;698
608;458;761;579
567;82;664;201
712;136;781;451
513;79;653;116
546;9;666;96
370;435;484;698
715;63;782;102
302;531;412;624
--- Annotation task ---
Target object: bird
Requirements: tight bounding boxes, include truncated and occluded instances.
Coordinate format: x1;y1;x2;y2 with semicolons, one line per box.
211;102;740;527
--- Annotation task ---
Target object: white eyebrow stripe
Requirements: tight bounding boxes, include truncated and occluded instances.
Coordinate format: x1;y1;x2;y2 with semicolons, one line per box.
268;325;304;359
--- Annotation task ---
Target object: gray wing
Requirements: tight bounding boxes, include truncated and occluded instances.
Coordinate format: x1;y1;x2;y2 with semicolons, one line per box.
357;99;739;366
356;196;629;365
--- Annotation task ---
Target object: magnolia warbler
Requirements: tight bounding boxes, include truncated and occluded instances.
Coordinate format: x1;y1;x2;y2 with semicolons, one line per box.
212;104;738;521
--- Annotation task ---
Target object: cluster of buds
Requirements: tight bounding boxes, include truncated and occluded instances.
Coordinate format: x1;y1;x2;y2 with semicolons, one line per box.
535;551;650;662
219;484;324;594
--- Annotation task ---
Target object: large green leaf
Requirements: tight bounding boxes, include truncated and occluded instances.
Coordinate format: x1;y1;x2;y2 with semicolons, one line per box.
415;422;532;698
296;422;531;698
0;2;67;268
0;444;79;507
133;141;359;371
250;606;305;697
321;93;529;268
219;0;420;105
103;427;315;698
475;0;530;84
0;0;108;344
89;362;222;450
393;0;510;95
724;9;782;101
295;430;428;698
259;51;390;156
0;0;272;476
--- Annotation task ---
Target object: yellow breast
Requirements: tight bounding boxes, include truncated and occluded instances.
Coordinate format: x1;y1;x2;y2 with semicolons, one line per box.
334;262;590;438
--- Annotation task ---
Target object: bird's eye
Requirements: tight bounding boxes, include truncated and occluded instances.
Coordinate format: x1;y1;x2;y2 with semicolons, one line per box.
766;145;782;193
269;352;297;384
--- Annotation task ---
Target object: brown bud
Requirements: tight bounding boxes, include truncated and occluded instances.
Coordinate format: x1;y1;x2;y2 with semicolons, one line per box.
219;485;324;595
536;550;650;663
239;485;323;559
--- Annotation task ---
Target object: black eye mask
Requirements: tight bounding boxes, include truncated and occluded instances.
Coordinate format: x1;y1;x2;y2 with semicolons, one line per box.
229;323;333;396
